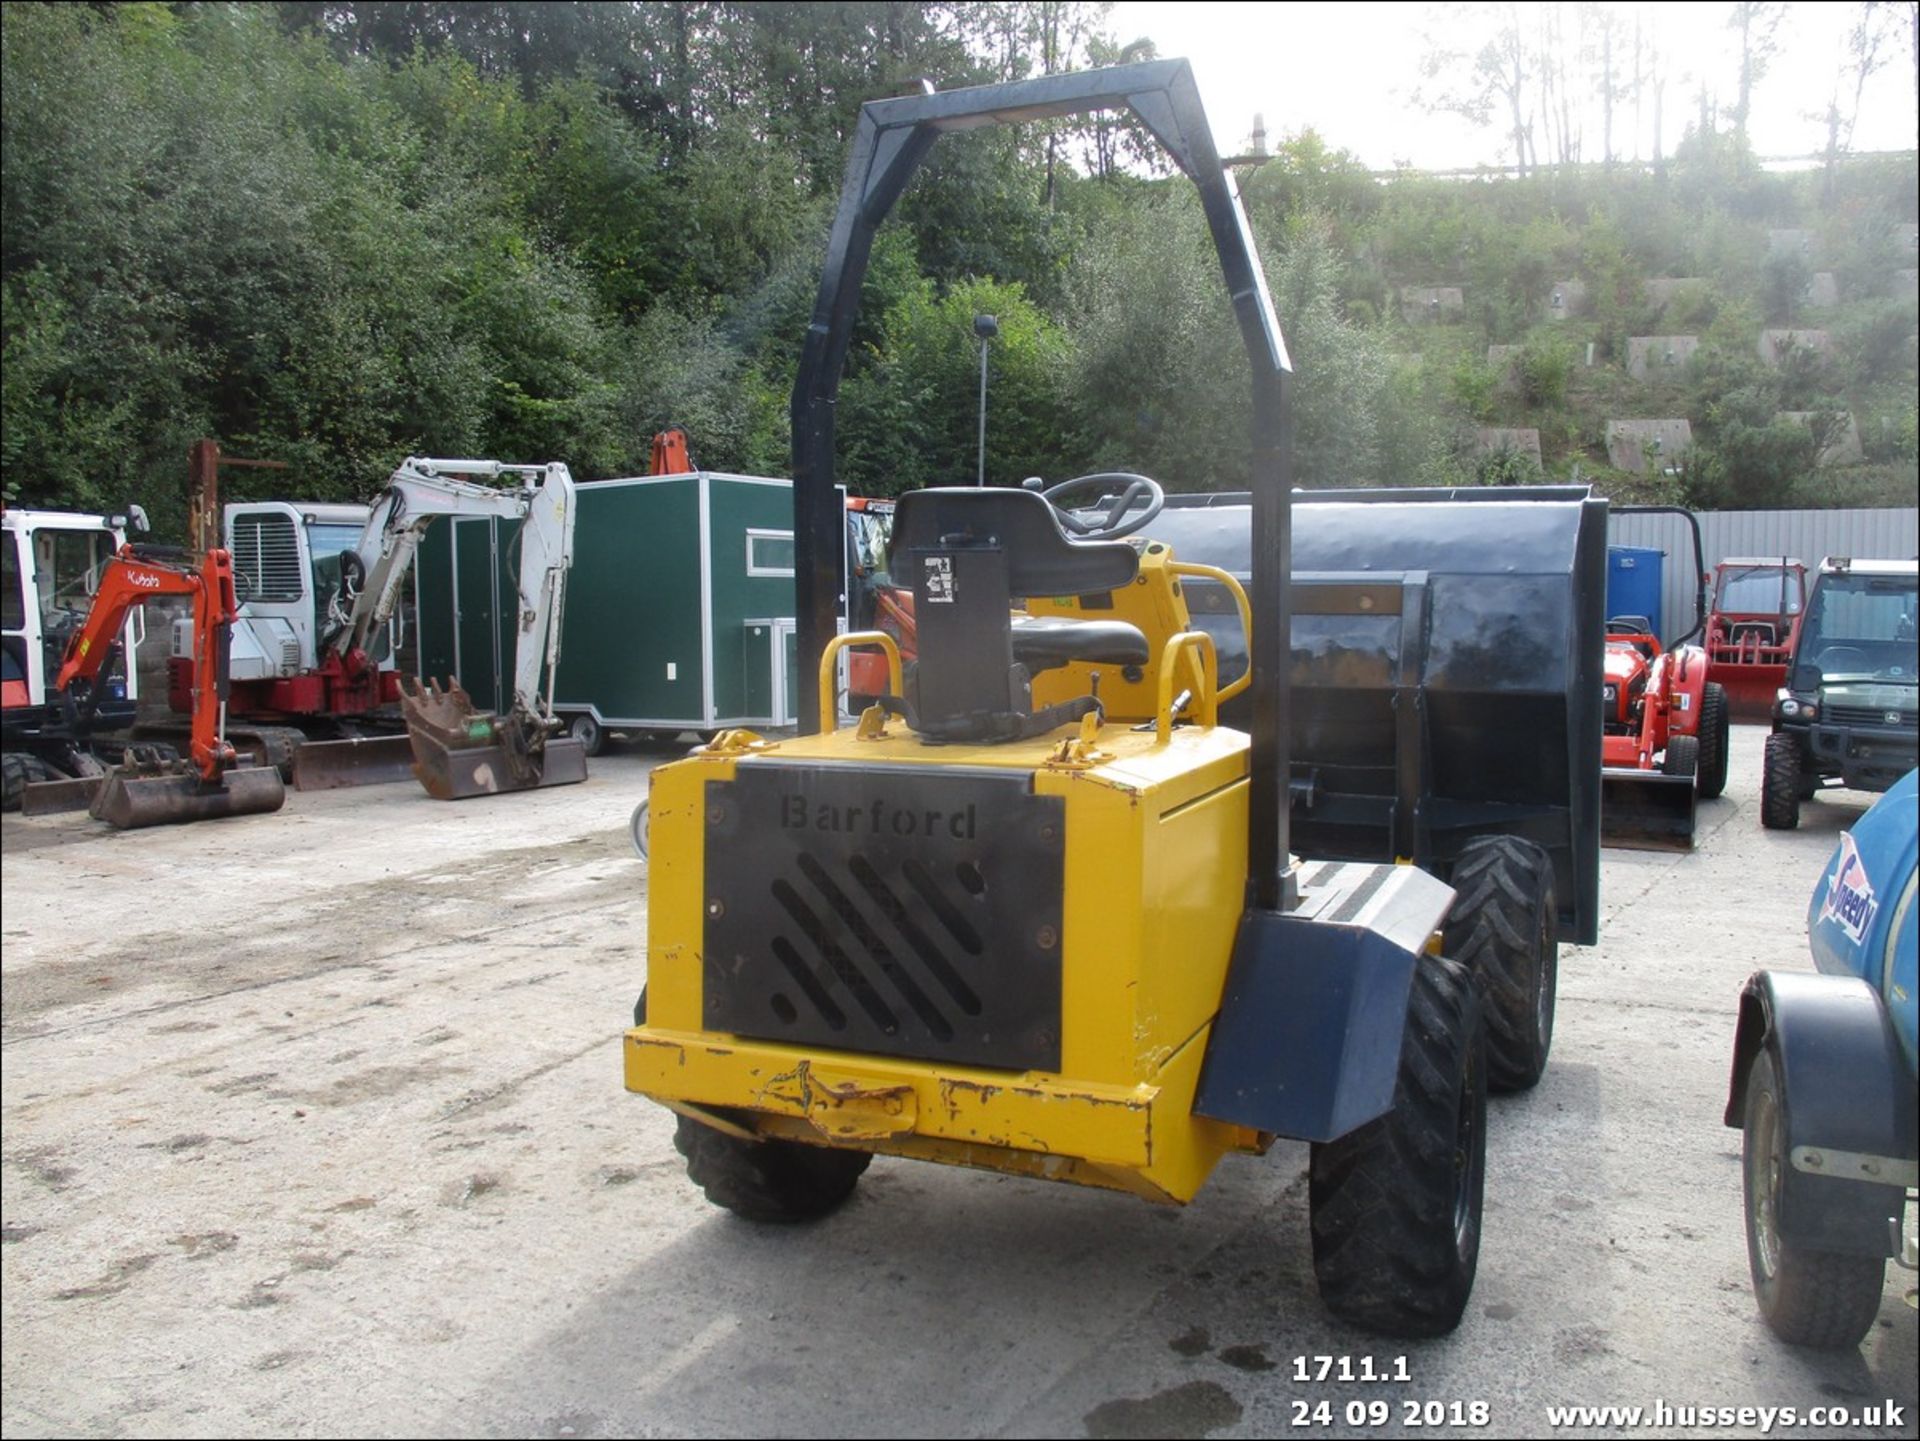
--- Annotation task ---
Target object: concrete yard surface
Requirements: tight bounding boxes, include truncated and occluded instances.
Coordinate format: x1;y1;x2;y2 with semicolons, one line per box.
2;727;1915;1438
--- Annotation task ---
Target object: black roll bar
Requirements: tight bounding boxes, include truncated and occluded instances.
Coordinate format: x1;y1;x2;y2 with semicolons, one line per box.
789;59;1299;910
1611;504;1709;647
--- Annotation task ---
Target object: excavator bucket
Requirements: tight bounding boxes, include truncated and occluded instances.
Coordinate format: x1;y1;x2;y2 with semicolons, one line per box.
399;677;587;801
1599;768;1697;851
290;734;419;791
89;762;286;830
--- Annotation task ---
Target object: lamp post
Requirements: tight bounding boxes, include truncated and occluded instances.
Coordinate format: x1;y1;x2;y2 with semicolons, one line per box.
973;313;998;486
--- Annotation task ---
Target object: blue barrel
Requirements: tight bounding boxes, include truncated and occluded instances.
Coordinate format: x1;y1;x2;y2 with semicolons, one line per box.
1606;545;1664;627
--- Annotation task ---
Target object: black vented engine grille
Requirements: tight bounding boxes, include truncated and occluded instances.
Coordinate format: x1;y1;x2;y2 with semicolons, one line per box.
703;763;1065;1072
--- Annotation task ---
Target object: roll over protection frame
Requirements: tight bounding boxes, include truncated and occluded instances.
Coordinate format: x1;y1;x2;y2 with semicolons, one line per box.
789;59;1300;909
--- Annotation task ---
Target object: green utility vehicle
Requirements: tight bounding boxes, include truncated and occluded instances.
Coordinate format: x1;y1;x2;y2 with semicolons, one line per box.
1761;557;1918;829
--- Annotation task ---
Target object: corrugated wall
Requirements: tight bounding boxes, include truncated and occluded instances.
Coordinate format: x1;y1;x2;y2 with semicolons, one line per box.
1606;506;1919;641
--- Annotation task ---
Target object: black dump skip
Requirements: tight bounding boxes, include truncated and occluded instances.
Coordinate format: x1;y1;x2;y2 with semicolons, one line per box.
1147;487;1606;945
702;762;1065;1072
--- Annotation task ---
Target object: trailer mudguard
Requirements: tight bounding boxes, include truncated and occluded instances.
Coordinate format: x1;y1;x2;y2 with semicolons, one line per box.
1725;970;1915;1256
1195;861;1453;1142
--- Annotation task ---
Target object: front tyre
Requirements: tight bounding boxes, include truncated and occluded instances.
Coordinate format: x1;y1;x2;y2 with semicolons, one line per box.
1742;1049;1885;1349
1761;733;1802;830
1310;954;1487;1339
674;1111;872;1223
1662;733;1699;779
1696;682;1730;799
1443;835;1557;1092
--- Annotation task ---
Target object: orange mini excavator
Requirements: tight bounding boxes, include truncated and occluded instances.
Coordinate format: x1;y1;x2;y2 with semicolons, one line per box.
48;545;286;827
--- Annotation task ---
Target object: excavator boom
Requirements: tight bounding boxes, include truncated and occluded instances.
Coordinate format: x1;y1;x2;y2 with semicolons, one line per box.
292;457;585;799
35;546;284;827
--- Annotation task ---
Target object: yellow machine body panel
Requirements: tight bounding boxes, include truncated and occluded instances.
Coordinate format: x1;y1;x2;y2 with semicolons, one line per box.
1027;543;1251;725
625;720;1267;1204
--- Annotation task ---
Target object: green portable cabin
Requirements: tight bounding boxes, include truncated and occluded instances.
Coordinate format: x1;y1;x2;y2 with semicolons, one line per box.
413;472;835;737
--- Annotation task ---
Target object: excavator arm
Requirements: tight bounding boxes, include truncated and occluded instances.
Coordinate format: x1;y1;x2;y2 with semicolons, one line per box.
303;456;585;801
332;458;576;726
35;544;283;829
55;547;240;785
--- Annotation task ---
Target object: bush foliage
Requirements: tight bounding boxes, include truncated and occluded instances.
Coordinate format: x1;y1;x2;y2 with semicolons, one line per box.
2;2;1915;533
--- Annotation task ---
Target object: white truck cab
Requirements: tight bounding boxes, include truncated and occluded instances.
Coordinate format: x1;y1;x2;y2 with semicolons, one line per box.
1;506;143;722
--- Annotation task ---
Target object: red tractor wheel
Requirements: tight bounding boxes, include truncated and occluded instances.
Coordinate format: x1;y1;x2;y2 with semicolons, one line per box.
1696;682;1730;799
1662;733;1699;779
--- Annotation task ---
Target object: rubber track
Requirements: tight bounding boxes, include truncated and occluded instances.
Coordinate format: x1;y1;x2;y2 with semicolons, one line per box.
2;752;64;811
1444;837;1554;1093
1310;955;1484;1338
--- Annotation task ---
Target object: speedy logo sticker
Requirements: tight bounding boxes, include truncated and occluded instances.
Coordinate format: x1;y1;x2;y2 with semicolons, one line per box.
1819;831;1879;943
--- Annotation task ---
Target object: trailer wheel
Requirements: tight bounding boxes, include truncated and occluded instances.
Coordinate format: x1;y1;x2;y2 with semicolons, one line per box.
1443;836;1556;1093
1761;733;1802;830
1741;1048;1885;1349
2;753;63;811
569;713;606;758
1696;683;1730;799
1310;954;1485;1338
1662;733;1699;779
674;1111;871;1223
629;799;649;862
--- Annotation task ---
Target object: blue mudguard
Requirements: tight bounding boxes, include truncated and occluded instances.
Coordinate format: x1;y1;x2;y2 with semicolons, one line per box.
1726;979;1915;1255
1195;861;1453;1143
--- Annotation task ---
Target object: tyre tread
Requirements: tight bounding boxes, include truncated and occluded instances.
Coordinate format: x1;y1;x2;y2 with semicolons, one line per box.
1761;733;1802;829
1310;955;1487;1339
1696;683;1730;799
674;1112;870;1223
1443;837;1556;1093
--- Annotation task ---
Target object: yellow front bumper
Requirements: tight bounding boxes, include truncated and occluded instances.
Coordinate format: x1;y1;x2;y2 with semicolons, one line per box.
625;1022;1266;1204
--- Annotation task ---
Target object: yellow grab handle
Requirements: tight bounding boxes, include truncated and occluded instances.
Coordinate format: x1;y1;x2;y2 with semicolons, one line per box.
817;631;903;735
1168;560;1252;704
1154;631;1218;744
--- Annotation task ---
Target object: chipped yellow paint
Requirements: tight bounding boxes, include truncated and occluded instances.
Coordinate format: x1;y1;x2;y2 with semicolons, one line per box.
628;656;1263;1206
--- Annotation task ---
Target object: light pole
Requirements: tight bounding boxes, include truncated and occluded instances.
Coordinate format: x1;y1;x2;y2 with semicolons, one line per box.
973;313;998;486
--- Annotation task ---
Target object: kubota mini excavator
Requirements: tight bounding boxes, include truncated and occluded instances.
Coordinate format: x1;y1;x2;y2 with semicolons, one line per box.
40;546;285;827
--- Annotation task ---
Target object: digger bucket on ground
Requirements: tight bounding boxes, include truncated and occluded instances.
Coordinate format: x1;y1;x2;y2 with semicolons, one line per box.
399;677;588;801
1599;767;1697;850
291;734;419;791
89;764;286;830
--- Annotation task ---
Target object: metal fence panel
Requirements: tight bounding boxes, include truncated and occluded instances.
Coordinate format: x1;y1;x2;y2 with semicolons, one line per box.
1605;506;1919;642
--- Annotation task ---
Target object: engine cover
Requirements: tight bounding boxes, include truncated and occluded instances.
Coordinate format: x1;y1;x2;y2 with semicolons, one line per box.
702;761;1065;1072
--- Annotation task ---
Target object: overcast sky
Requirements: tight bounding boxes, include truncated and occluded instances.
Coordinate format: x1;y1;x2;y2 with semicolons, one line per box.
1108;2;1919;170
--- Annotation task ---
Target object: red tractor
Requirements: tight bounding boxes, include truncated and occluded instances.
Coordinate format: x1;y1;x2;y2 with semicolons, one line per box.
1601;507;1730;847
1704;556;1808;722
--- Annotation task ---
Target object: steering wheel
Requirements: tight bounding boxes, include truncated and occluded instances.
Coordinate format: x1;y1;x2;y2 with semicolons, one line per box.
1036;472;1166;541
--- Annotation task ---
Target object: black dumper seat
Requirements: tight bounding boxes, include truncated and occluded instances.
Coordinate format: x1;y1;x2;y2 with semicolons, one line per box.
888;488;1147;742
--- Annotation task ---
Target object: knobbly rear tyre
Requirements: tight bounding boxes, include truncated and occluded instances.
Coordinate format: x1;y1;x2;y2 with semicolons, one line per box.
1761;733;1802;830
1443;836;1557;1092
1309;954;1488;1338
